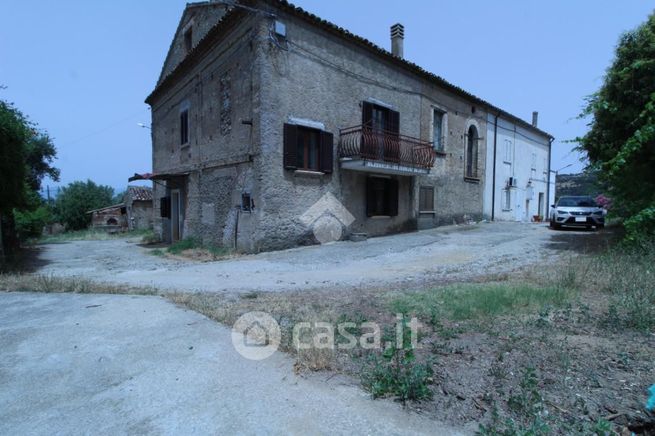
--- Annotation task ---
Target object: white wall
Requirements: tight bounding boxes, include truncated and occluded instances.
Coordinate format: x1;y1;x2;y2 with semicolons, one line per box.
484;114;552;222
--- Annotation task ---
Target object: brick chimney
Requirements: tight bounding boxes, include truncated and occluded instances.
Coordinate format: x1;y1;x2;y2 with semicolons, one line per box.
390;23;404;58
532;111;539;127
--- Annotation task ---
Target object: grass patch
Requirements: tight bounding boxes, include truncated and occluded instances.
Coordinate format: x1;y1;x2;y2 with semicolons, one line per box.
390;283;574;323
0;273;157;295
582;240;655;332
165;238;233;261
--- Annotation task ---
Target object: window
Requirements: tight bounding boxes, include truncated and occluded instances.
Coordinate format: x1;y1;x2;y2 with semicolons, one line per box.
503;189;511;210
419;186;434;212
366;177;398;217
180;109;189;145
283;123;333;173
241;193;253;212
297;127;320;170
184;27;193;53
504;140;512;163
432;109;445;152
362;101;400;161
531;152;537;169
465;125;479;179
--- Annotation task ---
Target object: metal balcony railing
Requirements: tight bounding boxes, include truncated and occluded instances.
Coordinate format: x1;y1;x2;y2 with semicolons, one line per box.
338;125;437;170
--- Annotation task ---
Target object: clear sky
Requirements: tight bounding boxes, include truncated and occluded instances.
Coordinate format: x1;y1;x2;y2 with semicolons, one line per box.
1;1;652;192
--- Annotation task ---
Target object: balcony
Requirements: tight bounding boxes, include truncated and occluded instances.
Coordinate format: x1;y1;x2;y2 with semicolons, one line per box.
338;125;437;176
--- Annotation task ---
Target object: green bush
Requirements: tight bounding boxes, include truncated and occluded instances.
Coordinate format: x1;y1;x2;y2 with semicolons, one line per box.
361;320;433;403
14;205;52;239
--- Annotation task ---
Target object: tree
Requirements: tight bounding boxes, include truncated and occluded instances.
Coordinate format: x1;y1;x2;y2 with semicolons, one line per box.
1;97;61;256
55;180;114;230
575;13;655;242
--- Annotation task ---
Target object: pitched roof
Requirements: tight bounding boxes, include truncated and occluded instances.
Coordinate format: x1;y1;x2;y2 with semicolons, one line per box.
86;204;124;214
147;0;553;139
127;185;153;201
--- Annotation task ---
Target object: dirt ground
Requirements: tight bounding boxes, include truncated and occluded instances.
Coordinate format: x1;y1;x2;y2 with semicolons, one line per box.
27;222;613;294
10;221;652;434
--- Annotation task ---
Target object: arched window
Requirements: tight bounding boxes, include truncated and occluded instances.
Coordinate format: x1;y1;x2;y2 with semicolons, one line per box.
466;125;479;179
106;217;118;226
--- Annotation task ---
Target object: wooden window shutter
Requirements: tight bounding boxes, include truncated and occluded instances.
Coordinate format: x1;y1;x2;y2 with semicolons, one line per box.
319;130;333;173
362;101;373;129
388;110;400;135
160;197;171;218
283;123;298;170
388;179;399;216
366;177;375;217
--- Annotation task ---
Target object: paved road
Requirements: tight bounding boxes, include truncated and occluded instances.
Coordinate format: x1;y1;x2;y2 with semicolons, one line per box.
0;292;466;435
32;222;587;294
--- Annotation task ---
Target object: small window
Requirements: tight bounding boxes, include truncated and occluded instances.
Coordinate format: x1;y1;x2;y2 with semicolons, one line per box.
531;152;537;169
297;127;320;171
465;125;479;179
184;27;193;53
241;193;253;212
503;189;511;210
504;140;512;163
180;109;189;145
366;177;398;217
419;186;434;212
432;110;445;152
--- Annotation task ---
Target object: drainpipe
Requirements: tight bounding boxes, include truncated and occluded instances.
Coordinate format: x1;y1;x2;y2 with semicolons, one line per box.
546;137;554;212
491;114;499;221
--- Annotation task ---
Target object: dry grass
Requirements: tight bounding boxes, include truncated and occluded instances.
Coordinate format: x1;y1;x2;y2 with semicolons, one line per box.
0;273;157;295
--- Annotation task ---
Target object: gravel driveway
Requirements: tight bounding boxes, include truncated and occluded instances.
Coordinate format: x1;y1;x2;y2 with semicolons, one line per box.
33;222;594;293
0;292;465;435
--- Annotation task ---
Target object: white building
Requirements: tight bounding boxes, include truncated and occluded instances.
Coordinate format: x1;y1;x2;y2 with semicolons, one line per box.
483;112;555;222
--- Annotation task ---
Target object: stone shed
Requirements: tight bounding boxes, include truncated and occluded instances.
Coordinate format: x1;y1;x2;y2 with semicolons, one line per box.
87;204;127;232
124;186;154;230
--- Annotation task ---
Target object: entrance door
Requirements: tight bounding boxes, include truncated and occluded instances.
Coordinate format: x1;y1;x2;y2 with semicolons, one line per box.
538;192;545;219
525;199;530;221
171;190;181;242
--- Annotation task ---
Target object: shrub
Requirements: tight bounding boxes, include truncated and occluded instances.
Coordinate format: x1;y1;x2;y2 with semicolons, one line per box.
14;205;52;240
361;320;433;403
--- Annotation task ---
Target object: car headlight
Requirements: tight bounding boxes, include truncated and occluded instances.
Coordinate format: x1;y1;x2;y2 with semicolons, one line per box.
593;210;603;215
557;210;568;215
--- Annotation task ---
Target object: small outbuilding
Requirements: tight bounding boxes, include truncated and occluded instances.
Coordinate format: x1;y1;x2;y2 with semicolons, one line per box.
124;186;153;230
87;204;127;232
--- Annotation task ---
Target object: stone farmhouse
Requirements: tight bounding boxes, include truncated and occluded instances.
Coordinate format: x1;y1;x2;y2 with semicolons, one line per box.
136;0;554;252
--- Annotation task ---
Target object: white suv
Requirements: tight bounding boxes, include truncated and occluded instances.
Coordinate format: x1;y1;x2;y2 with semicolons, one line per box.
549;196;605;230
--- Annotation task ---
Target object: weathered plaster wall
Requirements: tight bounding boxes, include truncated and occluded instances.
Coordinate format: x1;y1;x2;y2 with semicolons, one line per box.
253;8;486;251
150;15;263;249
157;4;228;86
